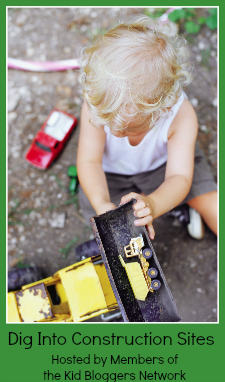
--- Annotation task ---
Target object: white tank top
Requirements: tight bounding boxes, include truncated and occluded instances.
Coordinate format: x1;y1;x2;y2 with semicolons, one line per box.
102;92;185;175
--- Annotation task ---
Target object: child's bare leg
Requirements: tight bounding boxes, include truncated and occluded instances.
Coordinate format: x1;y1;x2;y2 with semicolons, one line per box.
187;191;217;235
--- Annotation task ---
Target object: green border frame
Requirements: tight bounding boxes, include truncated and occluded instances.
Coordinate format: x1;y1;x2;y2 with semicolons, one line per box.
3;2;222;381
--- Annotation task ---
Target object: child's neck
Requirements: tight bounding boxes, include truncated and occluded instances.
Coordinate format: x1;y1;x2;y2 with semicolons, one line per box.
128;130;149;146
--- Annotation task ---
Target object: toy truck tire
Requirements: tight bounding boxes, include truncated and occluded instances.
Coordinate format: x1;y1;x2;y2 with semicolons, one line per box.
151;279;161;290
142;248;153;259
148;267;158;278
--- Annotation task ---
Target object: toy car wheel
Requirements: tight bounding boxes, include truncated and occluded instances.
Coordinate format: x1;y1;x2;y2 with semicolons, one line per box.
151;279;161;290
148;267;158;278
142;248;152;259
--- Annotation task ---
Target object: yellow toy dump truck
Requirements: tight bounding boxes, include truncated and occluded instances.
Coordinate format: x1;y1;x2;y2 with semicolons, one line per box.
120;234;161;301
7;255;118;323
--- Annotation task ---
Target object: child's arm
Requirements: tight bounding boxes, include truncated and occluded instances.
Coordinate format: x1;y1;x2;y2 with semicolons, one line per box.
77;102;117;215
120;99;198;239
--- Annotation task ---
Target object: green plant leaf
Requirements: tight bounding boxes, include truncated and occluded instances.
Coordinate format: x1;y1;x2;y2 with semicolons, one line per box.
208;8;217;17
144;8;167;19
185;8;196;19
198;17;206;25
168;9;187;22
184;21;200;34
206;15;217;30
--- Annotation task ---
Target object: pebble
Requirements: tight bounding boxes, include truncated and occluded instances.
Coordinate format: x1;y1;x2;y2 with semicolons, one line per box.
64;47;71;53
212;98;217;107
80;25;88;33
210;33;217;43
190;260;197;268
49;212;66;228
196;288;205;294
198;41;205;50
26;47;35;57
74;96;82;105
49;176;56;181
200;125;208;132
33;198;42;208
31;76;39;83
36;178;44;185
37;248;43;253
25;105;32;113
190;98;199;108
195;54;202;62
57;193;62;199
16;13;27;26
8;112;18;123
8;91;21;112
18;225;24;233
38;218;47;226
91;11;98;18
19;235;26;242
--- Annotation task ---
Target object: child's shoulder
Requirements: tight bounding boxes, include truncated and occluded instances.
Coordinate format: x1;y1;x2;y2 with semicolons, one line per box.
168;97;198;140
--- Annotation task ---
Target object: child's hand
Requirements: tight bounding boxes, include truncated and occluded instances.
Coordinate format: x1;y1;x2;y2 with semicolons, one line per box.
120;193;155;240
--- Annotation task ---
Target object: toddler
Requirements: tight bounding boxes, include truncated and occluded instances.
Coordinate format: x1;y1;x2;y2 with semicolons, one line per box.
77;16;217;240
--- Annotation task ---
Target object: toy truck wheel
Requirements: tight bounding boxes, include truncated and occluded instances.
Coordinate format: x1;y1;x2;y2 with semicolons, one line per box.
151;279;161;290
142;248;152;259
148;267;158;278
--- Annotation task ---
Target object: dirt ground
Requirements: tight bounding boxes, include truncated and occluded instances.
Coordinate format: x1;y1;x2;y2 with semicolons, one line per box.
7;7;217;322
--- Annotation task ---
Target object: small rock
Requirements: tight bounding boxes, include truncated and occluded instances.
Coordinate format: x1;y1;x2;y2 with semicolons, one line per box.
210;33;217;43
19;235;26;242
190;260;197;268
198;41;205;50
200;125;208;132
74;96;82;105
17;225;24;233
195;54;202;62
64;47;71;53
49;213;66;228
9;200;18;208
37;248;43;253
8;112;18;123
25;105;32;113
8;92;21;112
212;98;217;107
31;76;39;83
16;13;27;25
38;218;47;226
57;193;62;199
196;288;204;293
91;11;98;18
190;98;199;108
26;47;35;57
34;198;42;208
36;178;44;185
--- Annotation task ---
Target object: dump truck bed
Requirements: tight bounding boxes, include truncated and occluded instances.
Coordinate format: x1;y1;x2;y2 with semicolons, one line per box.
90;199;181;322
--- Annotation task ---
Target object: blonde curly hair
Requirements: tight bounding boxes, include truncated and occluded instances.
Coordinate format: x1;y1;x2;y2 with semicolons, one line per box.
80;15;193;131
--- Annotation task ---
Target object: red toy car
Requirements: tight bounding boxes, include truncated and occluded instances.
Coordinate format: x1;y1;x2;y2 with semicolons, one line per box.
25;109;77;169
